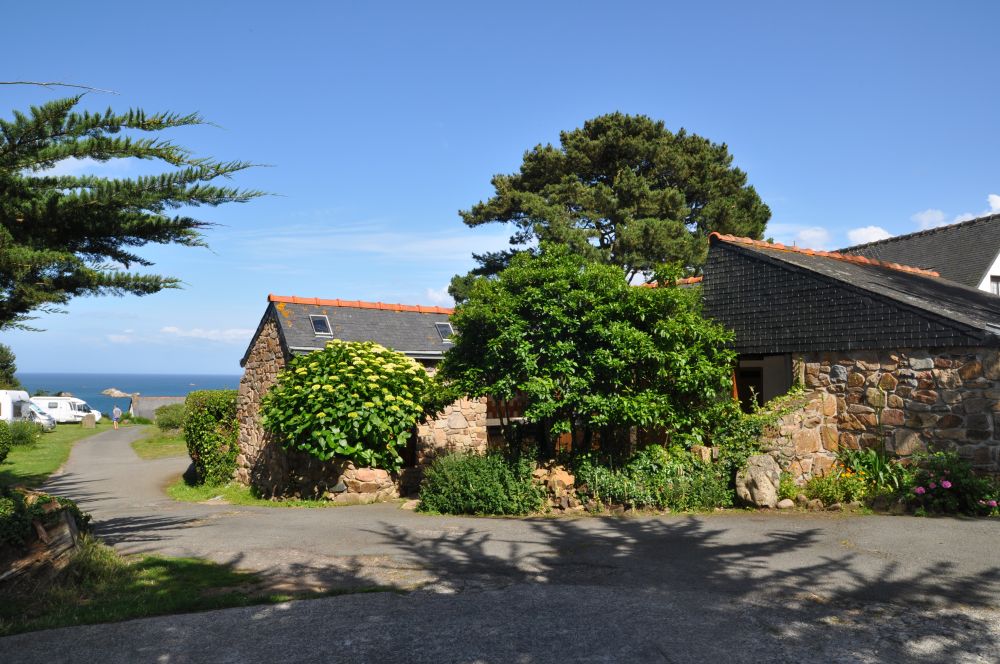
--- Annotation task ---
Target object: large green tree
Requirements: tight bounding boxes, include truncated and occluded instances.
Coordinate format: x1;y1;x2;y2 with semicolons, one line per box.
0;343;21;389
451;112;769;300
0;96;261;329
439;244;736;456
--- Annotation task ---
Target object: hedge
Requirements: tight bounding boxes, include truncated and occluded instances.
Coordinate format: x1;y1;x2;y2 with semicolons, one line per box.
418;453;545;515
154;403;186;431
183;390;238;485
0;421;10;465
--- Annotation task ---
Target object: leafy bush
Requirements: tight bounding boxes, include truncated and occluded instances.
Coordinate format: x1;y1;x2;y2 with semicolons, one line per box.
183;390;238;486
908;451;994;515
121;412;153;425
575;445;732;511
0;487;90;548
778;472;798;501
9;420;41;446
262;340;438;471
838;447;910;496
154;404;186;431
0;421;10;465
804;466;867;504
418;453;545;515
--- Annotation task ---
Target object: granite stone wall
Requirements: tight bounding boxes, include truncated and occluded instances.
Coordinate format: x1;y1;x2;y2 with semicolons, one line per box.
761;347;1000;481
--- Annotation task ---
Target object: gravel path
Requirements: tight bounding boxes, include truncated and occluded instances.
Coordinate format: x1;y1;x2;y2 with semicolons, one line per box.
2;427;998;663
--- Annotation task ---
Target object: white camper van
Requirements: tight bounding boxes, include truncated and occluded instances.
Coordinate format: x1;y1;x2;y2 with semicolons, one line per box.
0;390;56;431
31;396;102;424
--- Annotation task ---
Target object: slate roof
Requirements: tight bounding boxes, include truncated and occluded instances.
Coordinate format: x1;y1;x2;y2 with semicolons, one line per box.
130;396;186;420
240;295;455;366
838;214;1000;288
703;233;1000;354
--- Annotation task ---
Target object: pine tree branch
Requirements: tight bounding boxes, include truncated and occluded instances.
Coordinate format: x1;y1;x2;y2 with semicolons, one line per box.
0;81;118;94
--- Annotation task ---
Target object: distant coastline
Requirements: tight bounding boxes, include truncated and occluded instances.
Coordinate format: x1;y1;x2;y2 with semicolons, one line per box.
16;372;241;416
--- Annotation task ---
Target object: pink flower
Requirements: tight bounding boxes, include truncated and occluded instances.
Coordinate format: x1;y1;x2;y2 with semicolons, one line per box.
914;486;926;495
989;500;998;508
929;482;937;489
941;480;952;489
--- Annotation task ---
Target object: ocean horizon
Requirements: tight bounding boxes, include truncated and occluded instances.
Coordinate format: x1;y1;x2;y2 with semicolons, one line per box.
16;372;242;416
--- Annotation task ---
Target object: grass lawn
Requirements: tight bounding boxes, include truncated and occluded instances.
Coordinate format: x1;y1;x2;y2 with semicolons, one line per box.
0;536;389;636
131;427;187;460
0;421;115;488
168;478;341;508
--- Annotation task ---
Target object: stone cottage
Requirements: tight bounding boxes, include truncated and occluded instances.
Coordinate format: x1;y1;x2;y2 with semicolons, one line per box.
237;295;488;498
702;231;1000;480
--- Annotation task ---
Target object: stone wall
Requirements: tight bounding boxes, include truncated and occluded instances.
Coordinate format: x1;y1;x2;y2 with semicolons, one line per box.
762;347;1000;480
760;390;840;482
236;319;489;498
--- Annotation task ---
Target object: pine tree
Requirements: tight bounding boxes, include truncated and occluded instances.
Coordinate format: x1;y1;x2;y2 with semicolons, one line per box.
0;343;21;389
451;113;769;300
0;96;262;329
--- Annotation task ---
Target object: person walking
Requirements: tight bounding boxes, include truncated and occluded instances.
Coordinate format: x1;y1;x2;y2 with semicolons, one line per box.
112;404;122;430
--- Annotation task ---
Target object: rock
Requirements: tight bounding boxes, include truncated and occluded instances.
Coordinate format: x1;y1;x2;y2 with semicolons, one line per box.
81;413;96;428
846;501;863;510
958;360;983;381
777;498;795;510
446;411;470;429
827;502;842;511
795;493;809;506
830;365;848;382
690;445;712;464
807;499;824;511
984;351;1000;380
893;429;926;456
401;499;420;510
735;455;781;508
909;356;934;370
354;468;378;483
877;374;898;391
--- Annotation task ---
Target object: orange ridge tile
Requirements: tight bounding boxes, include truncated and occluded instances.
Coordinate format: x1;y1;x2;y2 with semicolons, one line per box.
707;232;940;278
268;294;454;314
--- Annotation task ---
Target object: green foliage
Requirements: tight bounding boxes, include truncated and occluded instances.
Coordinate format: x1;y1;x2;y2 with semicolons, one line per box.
575;445;732;511
0;343;21;388
183;390;238;486
450;112;770;300
908;451;994;515
9;420;42;446
440;245;736;452
778;472;798;501
154;403;186;431
0;96;262;330
838;447;911;496
0;421;10;465
418;453;545;515
804;469;867;504
262;340;438;472
121;412;153;425
0;487;90;548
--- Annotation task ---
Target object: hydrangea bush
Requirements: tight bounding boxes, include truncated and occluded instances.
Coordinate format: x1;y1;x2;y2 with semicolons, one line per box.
261;340;436;471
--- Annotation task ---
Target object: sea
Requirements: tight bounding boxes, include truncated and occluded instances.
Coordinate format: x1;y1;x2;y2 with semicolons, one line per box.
15;373;241;417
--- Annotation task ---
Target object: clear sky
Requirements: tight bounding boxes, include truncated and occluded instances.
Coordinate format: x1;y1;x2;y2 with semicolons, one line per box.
4;1;999;374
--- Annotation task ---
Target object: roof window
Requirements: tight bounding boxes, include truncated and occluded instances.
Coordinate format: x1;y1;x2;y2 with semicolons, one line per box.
435;322;454;343
310;315;332;335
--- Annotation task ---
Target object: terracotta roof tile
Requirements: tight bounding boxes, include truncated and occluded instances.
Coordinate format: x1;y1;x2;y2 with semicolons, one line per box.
268;294;454;315
708;233;940;278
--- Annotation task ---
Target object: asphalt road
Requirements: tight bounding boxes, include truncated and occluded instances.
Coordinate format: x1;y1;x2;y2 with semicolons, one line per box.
2;427;999;663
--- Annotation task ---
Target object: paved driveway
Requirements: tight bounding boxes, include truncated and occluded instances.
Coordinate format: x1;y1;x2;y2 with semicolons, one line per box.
1;427;999;663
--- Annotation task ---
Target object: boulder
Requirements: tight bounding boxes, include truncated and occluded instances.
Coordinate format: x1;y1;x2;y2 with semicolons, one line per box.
777;498;795;510
735;455;781;508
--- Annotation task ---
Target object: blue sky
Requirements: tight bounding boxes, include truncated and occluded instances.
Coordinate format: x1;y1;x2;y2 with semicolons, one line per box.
4;1;999;374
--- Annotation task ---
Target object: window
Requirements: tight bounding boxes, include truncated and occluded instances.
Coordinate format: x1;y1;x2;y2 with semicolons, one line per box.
991;276;1000;296
310;315;332;335
48;402;59;409
435;322;454;342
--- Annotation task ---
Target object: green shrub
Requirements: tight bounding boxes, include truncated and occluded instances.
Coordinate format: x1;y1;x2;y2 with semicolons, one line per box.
838;447;911;496
121;412;153;425
262;340;438;472
575;445;732;511
9;420;42;446
778;472;798;501
154;404;186;431
0;487;90;547
418;453;545;515
183;390;238;486
804;469;867;504
908;451;993;515
0;421;10;465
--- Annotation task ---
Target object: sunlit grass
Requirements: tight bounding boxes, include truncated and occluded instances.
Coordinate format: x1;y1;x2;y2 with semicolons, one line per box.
0;421;114;488
131;428;187;460
167;478;343;508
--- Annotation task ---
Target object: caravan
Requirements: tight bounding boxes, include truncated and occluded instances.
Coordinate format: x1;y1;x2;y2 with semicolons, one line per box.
0;390;56;431
30;396;102;424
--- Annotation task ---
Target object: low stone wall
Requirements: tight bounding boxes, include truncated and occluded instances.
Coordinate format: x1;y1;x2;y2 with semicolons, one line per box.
762;347;1000;480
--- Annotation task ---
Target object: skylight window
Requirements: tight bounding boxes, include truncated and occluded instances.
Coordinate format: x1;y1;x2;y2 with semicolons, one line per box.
310;315;332;335
435;322;454;342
